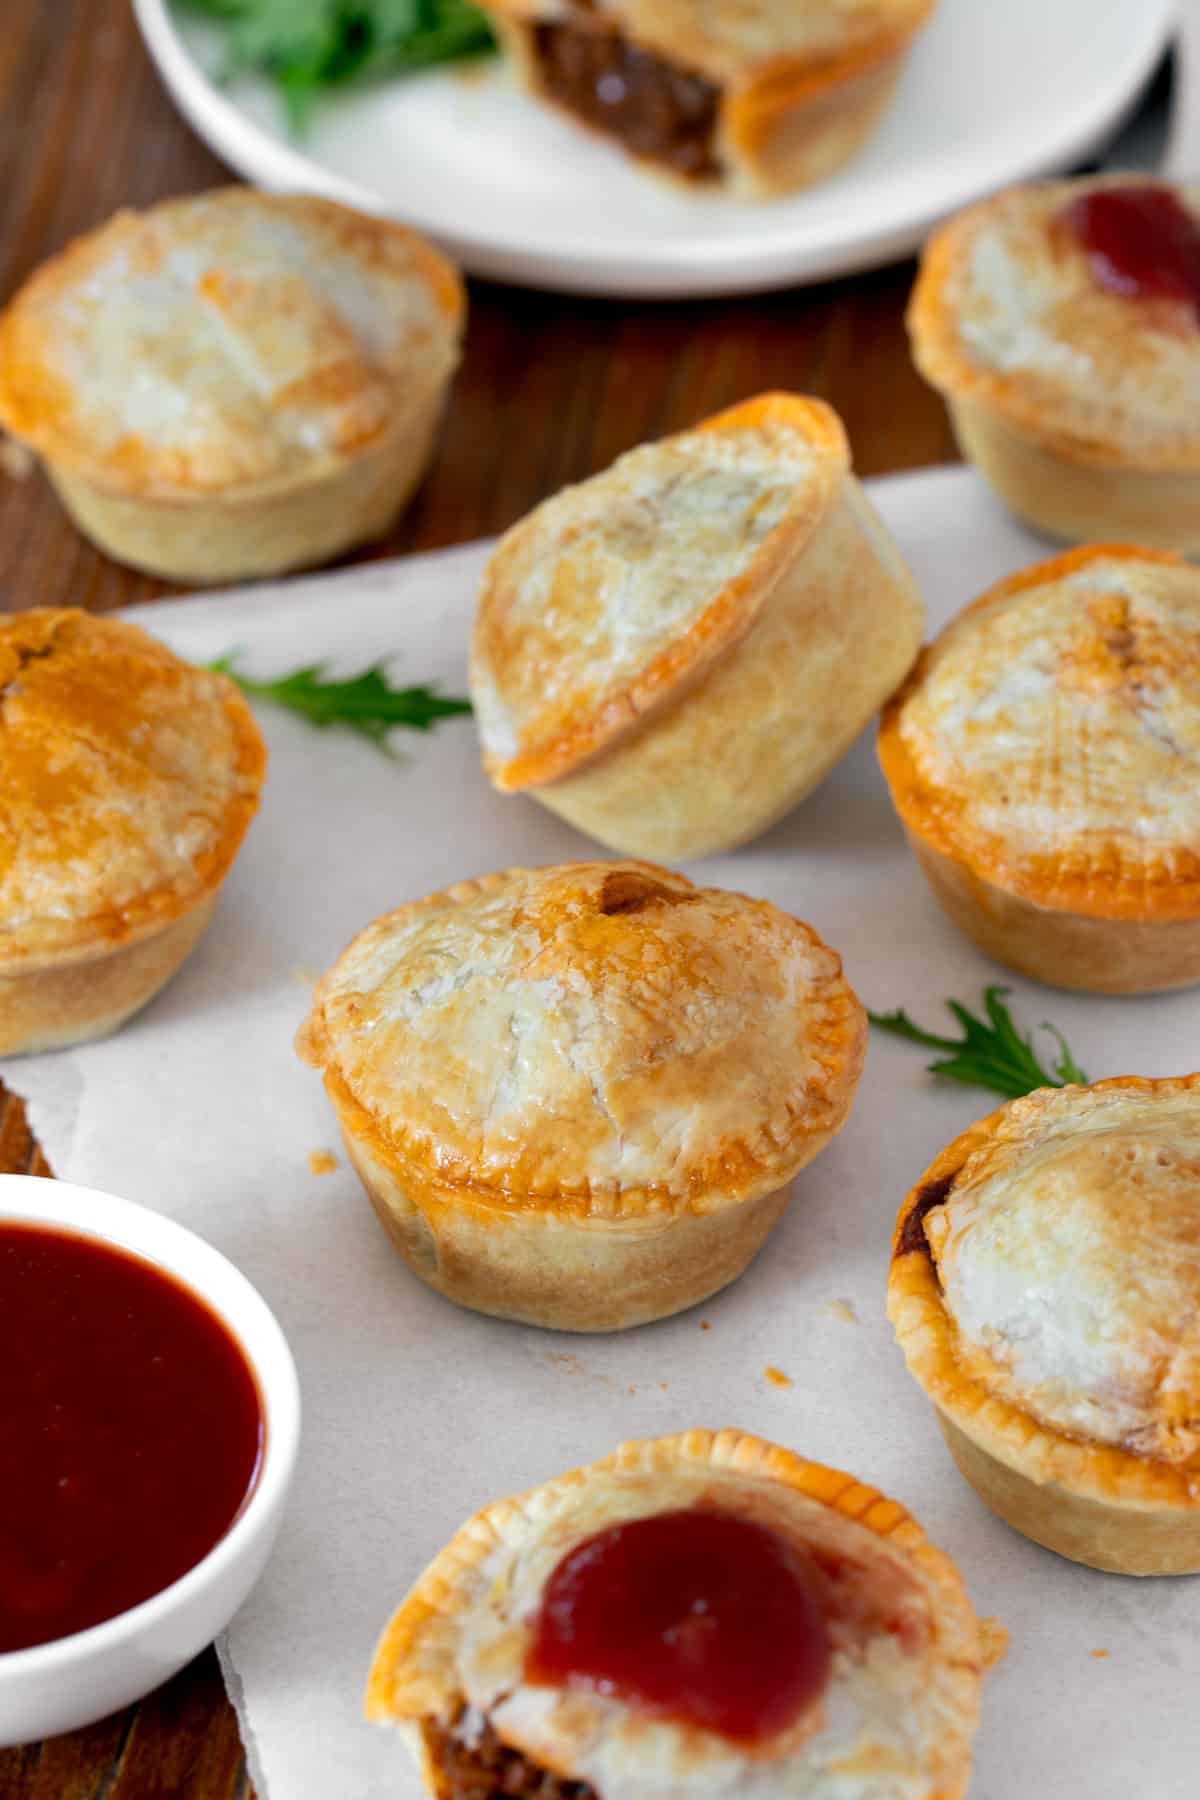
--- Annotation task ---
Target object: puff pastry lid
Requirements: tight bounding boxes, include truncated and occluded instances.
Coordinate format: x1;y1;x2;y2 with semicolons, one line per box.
909;176;1200;466
490;0;934;85
879;546;1200;919
899;1078;1200;1485
367;1430;983;1800
296;862;865;1218
471;394;850;791
0;189;463;496
0;609;265;966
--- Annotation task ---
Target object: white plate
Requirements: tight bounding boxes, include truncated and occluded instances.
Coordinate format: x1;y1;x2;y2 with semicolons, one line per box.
135;0;1174;297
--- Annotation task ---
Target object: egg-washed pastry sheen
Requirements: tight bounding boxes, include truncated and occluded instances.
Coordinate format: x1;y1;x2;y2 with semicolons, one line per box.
471;394;925;862
366;1429;987;1799
0;188;463;583
0;609;264;1055
296;862;865;1331
908;175;1200;552
477;0;936;196
878;545;1200;994
889;1076;1200;1576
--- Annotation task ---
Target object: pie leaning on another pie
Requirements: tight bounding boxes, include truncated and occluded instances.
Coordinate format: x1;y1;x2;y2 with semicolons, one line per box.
367;1429;988;1798
889;1075;1200;1576
878;544;1200;994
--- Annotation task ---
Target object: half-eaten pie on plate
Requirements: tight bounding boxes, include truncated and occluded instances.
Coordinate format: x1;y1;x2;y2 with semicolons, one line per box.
366;1429;987;1798
296;861;864;1331
471;393;924;862
908;175;1200;552
878;544;1200;995
889;1075;1200;1577
476;0;937;195
0;608;265;1055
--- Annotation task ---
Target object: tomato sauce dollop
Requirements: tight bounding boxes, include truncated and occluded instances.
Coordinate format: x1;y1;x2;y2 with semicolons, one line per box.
526;1507;831;1743
0;1223;263;1653
1065;183;1200;318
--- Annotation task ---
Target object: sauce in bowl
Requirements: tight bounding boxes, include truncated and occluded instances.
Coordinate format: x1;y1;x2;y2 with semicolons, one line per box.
0;1223;263;1653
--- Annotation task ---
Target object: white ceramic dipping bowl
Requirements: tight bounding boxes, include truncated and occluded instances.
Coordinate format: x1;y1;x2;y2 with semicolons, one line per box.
0;1173;301;1745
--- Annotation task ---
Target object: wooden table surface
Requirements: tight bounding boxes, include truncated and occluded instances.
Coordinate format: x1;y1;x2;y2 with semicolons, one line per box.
0;0;956;1792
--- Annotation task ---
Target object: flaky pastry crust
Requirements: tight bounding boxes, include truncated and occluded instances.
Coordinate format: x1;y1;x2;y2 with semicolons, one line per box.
889;1077;1200;1575
483;0;936;197
879;545;1200;991
0;609;264;1052
367;1429;985;1800
472;394;924;861
297;862;865;1328
0;190;464;580
908;176;1200;548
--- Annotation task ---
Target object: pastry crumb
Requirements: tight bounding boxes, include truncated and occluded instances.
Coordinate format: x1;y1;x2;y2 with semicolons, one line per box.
308;1149;339;1176
0;437;33;480
659;1382;668;1391
764;1365;793;1389
825;1297;859;1325
980;1618;1008;1669
1091;1649;1110;1660
700;1320;711;1331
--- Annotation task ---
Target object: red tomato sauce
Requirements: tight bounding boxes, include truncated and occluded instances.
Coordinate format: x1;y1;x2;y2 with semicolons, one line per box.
525;1507;830;1742
0;1223;263;1653
1065;184;1200;317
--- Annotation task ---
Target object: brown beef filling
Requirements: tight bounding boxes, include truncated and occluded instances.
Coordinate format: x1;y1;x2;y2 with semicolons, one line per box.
429;1714;599;1800
533;23;720;179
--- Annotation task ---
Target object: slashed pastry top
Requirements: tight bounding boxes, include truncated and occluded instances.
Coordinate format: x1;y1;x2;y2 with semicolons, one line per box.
489;0;935;85
471;394;850;791
0;189;463;496
908;176;1200;467
296;862;865;1218
367;1430;984;1800
0;609;265;965
890;1077;1200;1503
877;546;1200;919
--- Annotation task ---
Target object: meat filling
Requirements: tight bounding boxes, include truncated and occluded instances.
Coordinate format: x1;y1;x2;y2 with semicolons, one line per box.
532;23;720;179
429;1714;599;1800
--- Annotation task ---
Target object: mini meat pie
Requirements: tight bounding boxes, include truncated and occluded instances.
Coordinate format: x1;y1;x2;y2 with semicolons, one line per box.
366;1429;987;1798
0;189;463;583
0;609;265;1055
878;545;1200;995
471;394;925;862
889;1076;1200;1577
909;176;1200;551
479;0;938;195
296;861;865;1331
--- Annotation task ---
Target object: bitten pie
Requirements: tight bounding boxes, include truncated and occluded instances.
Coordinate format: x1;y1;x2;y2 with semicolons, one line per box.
296;861;865;1331
0;188;463;583
909;175;1200;551
878;545;1200;995
888;1076;1200;1577
366;1428;987;1798
471;394;925;862
0;608;265;1055
478;0;937;195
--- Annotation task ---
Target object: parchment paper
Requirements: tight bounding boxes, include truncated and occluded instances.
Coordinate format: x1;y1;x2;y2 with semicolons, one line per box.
8;469;1198;1800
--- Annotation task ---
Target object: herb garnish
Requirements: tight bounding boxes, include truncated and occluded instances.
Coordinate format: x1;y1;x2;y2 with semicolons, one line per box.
868;986;1088;1100
178;0;495;128
210;654;471;749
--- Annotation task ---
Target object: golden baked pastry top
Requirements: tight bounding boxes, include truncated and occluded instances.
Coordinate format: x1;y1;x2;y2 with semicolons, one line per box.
0;189;463;497
878;546;1200;920
0;609;265;965
367;1429;982;1799
297;862;865;1219
909;176;1200;468
484;0;935;86
472;394;850;791
890;1075;1200;1509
